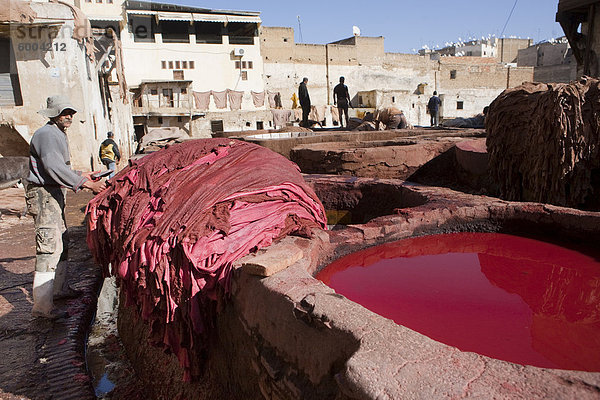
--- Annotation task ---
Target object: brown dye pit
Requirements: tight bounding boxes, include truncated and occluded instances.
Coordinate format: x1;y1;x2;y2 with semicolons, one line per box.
309;177;427;225
317;232;600;372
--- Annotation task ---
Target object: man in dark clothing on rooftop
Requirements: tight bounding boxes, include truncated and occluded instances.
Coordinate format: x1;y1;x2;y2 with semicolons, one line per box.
99;131;121;178
428;91;442;127
298;77;311;127
333;76;353;128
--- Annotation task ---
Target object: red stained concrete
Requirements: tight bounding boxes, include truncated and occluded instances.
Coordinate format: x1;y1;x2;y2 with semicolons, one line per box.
455;138;489;176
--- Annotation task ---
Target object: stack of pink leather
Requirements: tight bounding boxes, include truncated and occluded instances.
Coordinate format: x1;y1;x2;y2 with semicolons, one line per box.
86;138;327;379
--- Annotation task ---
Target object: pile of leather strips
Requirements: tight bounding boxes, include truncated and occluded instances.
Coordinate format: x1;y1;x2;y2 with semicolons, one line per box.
86;139;327;379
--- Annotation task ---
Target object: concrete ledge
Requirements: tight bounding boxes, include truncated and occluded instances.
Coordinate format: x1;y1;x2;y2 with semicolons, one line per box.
239;236;304;277
118;176;600;399
455;138;488;175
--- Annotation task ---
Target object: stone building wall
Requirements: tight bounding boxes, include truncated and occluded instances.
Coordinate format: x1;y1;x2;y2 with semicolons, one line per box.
261;26;533;125
517;40;576;83
557;0;600;79
533;64;577;83
497;37;533;63
1;1;134;170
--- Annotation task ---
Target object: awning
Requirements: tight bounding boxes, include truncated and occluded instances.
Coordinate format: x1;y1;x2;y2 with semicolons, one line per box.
157;12;192;21
126;9;260;23
88;15;123;21
192;13;260;23
127;9;157;16
223;15;261;23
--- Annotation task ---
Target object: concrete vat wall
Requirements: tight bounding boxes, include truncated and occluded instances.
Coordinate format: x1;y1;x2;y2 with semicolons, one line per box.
118;176;600;399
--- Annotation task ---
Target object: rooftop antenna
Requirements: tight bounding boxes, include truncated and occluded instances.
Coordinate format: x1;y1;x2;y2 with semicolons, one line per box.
297;15;303;43
353;25;361;36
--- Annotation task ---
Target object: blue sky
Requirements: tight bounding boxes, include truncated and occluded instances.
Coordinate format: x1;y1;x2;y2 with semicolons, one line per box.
160;0;563;53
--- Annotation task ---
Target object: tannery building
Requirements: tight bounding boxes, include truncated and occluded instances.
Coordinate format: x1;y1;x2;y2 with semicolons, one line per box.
79;0;270;138
0;0;134;170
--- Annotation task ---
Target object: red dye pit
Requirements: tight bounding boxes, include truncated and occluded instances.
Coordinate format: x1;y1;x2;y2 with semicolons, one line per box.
317;233;600;371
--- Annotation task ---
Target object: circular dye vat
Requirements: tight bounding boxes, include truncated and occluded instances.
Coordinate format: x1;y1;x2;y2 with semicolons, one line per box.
317;233;600;371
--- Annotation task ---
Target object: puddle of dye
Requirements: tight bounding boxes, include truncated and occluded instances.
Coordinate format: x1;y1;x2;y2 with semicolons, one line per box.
317;232;600;371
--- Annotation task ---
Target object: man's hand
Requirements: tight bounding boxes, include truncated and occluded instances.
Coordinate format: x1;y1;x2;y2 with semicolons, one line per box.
83;178;107;194
83;171;102;181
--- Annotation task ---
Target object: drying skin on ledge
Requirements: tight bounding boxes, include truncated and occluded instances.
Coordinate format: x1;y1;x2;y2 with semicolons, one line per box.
486;77;600;209
86;138;327;380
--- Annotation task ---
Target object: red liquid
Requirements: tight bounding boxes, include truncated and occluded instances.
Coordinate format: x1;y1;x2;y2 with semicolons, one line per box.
317;233;600;371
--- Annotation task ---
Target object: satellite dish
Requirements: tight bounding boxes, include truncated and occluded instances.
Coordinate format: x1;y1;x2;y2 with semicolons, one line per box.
353;26;361;36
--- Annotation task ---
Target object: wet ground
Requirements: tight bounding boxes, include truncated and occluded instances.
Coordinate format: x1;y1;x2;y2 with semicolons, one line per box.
0;187;143;400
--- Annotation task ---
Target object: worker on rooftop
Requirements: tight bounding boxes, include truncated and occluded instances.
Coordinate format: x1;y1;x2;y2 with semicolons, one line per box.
333;76;354;128
298;77;311;127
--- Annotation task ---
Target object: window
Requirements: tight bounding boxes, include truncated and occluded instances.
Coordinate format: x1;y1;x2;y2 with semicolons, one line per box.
158;117;163;124
392;96;396;103
181;88;187;94
131;16;156;43
457;101;464;110
194;21;223;44
450;70;457;79
182;61;187;69
162;88;174;107
235;61;241;69
283;38;288;42
227;22;257;45
160;21;190;43
173;70;184;80
248;61;253;69
161;61;166;69
189;61;195;69
177;116;183;122
256;121;264;129
241;71;248;80
175;61;180;69
168;61;173;69
132;89;142;106
241;61;247;69
96;0;102;3
0;37;23;106
150;89;158;95
211;120;224;133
